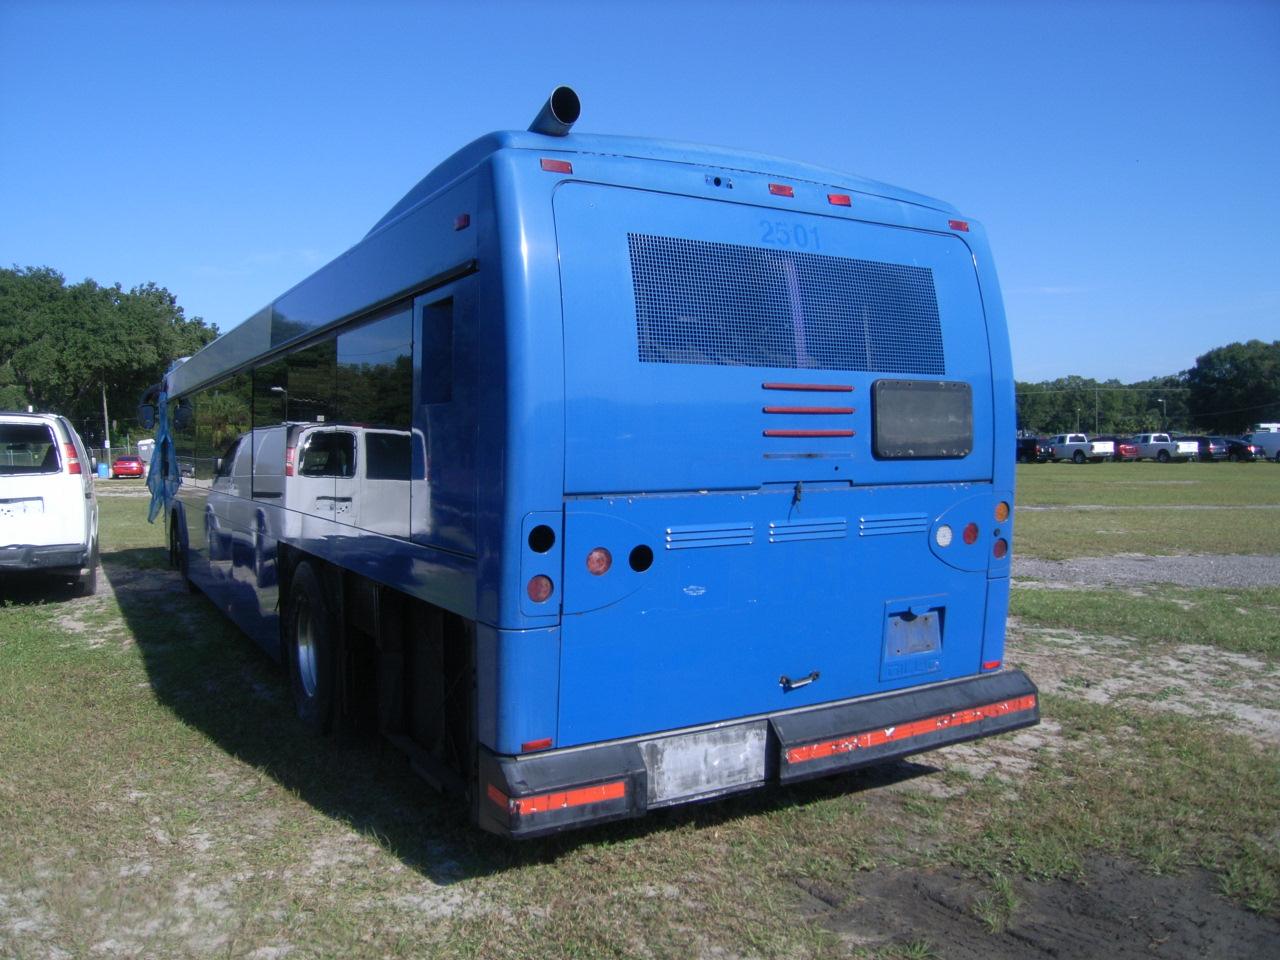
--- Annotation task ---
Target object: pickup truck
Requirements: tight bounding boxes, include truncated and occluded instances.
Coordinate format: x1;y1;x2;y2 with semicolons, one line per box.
1046;433;1114;463
1132;433;1198;462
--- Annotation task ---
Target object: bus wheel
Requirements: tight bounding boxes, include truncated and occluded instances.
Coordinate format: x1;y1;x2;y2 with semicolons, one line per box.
286;562;335;735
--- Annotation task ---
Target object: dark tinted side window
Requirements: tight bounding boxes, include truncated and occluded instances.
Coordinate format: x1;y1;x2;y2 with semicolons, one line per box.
333;306;412;428
872;380;973;460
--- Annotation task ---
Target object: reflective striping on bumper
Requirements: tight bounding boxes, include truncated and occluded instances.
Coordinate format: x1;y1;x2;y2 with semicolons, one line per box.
785;693;1038;764
488;779;628;816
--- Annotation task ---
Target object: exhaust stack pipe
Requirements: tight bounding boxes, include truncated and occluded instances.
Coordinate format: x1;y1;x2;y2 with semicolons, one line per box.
528;86;581;137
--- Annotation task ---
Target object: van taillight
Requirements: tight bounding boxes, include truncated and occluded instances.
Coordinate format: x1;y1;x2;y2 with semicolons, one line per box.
63;443;81;475
285;446;296;477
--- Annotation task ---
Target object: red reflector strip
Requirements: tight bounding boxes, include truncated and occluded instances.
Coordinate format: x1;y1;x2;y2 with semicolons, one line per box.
488;780;627;816
786;694;1038;764
521;737;553;753
827;193;852;206
983;660;1002;671
764;429;854;438
768;183;795;197
540;158;573;174
763;406;854;415
454;213;470;231
762;382;854;392
948;219;970;232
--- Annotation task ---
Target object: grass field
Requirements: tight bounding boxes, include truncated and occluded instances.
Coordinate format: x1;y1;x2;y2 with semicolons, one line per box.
1;469;1278;958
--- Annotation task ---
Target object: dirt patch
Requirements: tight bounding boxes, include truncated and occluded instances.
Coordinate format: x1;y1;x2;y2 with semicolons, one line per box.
805;855;1280;959
1013;552;1280;588
1008;622;1280;746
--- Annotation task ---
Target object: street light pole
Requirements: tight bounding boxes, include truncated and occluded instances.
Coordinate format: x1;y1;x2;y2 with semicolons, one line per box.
270;385;288;421
1157;397;1166;431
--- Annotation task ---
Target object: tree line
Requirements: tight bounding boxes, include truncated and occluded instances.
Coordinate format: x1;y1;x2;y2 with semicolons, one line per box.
2;263;1276;445
0;266;218;450
1017;340;1279;437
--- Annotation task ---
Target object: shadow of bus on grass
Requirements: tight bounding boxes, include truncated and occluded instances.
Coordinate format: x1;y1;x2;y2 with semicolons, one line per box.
104;545;937;882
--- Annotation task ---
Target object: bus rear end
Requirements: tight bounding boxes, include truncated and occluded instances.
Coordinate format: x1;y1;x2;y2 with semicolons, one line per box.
480;152;1036;837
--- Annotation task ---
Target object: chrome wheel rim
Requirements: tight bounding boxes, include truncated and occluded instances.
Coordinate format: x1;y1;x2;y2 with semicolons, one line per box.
295;599;318;698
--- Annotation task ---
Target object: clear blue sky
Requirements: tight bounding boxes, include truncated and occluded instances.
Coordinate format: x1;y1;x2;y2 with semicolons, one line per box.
2;0;1277;382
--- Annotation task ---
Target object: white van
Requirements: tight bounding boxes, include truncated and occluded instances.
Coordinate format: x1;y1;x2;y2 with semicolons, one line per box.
0;412;100;593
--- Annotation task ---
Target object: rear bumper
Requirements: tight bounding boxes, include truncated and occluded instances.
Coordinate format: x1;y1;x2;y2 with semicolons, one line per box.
0;542;89;573
478;670;1038;839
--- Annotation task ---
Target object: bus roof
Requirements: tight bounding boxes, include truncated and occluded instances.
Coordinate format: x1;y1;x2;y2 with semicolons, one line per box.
366;130;957;237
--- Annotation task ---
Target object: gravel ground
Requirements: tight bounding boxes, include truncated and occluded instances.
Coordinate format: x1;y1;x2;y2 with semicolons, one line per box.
1013;552;1280;588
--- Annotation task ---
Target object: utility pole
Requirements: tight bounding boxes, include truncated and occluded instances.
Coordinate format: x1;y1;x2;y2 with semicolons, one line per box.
1095;387;1100;434
101;382;111;459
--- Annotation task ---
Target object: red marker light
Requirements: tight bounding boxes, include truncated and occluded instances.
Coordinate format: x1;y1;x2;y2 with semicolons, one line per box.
948;219;970;232
827;193;852;206
962;522;979;545
983;660;1002;671
527;575;554;603
586;547;612;576
768;183;795;197
521;737;553;753
540;158;573;174
454;213;470;231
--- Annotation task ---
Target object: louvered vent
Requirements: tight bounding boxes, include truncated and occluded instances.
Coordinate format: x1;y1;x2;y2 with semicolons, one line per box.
629;234;945;374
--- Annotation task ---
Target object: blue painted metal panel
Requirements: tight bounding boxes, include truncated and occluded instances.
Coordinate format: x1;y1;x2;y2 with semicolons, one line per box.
552;182;994;494
555;484;994;747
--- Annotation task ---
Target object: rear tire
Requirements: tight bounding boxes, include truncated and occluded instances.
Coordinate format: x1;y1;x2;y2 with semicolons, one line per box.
76;541;99;596
1157;450;1171;463
286;562;335;735
1073;450;1086;464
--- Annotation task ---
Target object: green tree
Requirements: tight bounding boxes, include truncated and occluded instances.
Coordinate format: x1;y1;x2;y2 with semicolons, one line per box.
1186;340;1280;434
0;266;218;447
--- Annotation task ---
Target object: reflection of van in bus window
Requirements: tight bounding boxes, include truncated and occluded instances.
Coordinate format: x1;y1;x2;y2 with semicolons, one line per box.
287;424;412;536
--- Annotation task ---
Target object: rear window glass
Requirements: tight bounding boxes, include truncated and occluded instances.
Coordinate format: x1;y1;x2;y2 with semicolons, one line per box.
299;431;355;478
0;423;59;475
872;380;973;459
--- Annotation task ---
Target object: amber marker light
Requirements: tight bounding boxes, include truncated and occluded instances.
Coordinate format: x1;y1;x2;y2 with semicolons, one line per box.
995;501;1010;523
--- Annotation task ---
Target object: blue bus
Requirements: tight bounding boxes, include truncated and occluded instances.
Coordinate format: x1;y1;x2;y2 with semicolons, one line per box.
145;88;1037;838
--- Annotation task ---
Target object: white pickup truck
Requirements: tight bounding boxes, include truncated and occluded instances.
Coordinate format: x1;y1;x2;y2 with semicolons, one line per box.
1046;433;1114;463
1132;433;1198;462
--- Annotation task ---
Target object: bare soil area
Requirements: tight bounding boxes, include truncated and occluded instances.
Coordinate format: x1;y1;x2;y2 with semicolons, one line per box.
1013;552;1280;588
809;856;1279;959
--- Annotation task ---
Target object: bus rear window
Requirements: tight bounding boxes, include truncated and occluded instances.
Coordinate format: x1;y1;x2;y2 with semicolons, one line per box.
872;380;972;459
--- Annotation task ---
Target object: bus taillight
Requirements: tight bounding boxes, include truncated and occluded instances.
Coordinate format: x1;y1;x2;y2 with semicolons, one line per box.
768;183;794;197
586;547;612;576
527;576;554;603
962;522;979;545
540;158;573;174
993;539;1008;559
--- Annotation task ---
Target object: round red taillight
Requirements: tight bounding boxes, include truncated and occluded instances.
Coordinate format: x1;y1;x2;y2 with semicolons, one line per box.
993;538;1008;559
586;547;612;576
527;575;554;603
963;522;979;545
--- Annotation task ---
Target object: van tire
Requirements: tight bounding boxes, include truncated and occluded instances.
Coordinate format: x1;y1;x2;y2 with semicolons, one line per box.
286;562;335;735
76;542;99;596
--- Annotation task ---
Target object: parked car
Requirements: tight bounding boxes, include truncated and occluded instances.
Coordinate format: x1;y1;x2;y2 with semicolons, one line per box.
0;411;99;593
1090;435;1138;461
1132;433;1197;462
1224;437;1264;462
1242;432;1280;462
1045;433;1114;463
1185;436;1229;462
110;454;145;478
1016;436;1045;463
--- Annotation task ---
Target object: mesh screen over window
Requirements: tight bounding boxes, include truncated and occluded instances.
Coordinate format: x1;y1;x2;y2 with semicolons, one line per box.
628;233;945;373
